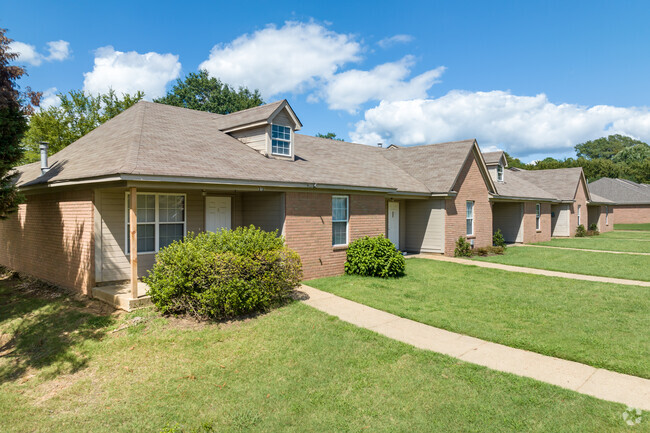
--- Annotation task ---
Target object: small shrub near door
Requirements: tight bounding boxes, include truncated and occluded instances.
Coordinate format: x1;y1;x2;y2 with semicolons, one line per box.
575;224;587;237
588;223;600;236
493;229;507;248
454;236;473;257
344;235;405;278
143;226;302;320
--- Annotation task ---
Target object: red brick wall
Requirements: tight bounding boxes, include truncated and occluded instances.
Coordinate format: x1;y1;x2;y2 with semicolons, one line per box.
614;205;650;224
284;192;385;280
445;151;492;255
522;202;552;243
600;205;614;232
569;177;589;236
0;190;95;294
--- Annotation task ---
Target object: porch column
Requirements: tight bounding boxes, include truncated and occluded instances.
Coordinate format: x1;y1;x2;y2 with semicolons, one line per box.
129;187;138;298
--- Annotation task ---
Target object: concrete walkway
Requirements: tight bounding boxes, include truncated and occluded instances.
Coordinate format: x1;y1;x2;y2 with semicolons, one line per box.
516;244;650;256
410;254;650;287
299;285;650;410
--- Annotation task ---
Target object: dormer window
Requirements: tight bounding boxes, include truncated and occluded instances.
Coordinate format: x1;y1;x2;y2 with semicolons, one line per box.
271;124;291;156
497;164;504;182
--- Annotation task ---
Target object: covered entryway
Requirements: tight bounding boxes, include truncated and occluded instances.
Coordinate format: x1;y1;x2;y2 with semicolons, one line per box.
492;202;524;243
551;204;570;236
403;199;445;253
387;201;400;249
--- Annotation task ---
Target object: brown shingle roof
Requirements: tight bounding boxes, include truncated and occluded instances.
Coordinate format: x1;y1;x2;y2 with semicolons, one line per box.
509;167;586;201
493;169;557;200
589;178;650;204
213;100;299;131
482;150;505;166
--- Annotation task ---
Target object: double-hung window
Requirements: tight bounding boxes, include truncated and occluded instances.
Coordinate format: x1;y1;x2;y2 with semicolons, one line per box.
271;124;291;156
126;193;186;253
466;201;474;236
535;203;541;230
577;205;582;226
496;164;504;182
332;195;349;246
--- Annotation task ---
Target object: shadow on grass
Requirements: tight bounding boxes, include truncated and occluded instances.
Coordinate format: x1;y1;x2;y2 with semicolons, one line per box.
0;277;115;384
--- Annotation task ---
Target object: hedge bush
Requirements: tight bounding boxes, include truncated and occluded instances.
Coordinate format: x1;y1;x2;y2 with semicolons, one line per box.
454;236;473;257
143;226;302;320
575;224;587;237
493;229;507;248
589;223;600;235
344;235;405;278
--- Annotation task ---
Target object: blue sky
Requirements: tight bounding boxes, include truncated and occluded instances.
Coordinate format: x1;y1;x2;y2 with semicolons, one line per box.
4;0;650;161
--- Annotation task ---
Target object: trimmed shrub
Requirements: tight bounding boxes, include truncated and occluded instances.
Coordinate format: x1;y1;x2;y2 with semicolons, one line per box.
143;226;302;320
344;235;405;278
475;247;489;256
493;229;507;248
575;224;587;237
488;246;505;255
454;236;473;257
589;223;600;235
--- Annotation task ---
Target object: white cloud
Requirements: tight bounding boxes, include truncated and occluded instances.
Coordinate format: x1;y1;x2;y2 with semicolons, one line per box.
45;40;70;61
378;34;414;48
83;46;181;99
318;56;445;113
199;21;361;97
350;90;650;156
39;87;59;109
9;41;43;66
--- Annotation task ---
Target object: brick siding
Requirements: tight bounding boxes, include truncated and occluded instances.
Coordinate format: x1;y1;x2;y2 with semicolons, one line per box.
613;205;650;224
284;192;385;280
570;178;589;236
0;190;94;294
522;202;552;243
445;151;492;254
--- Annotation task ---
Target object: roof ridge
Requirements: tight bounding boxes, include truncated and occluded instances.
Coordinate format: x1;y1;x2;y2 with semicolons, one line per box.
396;138;476;150
218;99;285;117
144;100;224;117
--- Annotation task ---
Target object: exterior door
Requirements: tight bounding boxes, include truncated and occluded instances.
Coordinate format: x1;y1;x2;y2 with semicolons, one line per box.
387;201;400;249
205;196;231;232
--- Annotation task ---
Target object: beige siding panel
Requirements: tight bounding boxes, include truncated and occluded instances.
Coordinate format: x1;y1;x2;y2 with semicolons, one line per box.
404;199;445;253
492;202;523;243
551;204;570;236
229;125;268;153
241;192;284;232
272;109;294;127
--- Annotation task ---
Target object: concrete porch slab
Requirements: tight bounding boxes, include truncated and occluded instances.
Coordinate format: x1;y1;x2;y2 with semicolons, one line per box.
92;282;152;311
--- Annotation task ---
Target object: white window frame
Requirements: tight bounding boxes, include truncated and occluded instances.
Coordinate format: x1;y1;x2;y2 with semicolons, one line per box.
577;204;582;226
605;206;609;225
496;164;504;182
332;195;349;246
535;203;541;231
271;124;292;156
125;192;187;255
466;201;474;236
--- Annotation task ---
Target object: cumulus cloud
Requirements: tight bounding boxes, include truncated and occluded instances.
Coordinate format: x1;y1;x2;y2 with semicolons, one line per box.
39;87;60;109
350;90;650;156
378;34;414;48
83;46;181;99
199;21;361;97
318;56;445;113
9;40;71;66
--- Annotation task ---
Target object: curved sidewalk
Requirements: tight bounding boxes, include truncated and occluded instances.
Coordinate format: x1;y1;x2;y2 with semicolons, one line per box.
410;254;650;287
299;285;650;410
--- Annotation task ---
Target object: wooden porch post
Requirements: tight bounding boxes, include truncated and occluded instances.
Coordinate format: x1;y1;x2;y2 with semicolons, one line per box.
129;187;138;298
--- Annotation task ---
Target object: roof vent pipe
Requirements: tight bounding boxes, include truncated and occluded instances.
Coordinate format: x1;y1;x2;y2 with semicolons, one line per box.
377;142;383;148
39;141;50;175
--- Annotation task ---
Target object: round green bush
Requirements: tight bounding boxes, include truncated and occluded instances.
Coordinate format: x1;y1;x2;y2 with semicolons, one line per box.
344;235;405;278
143;226;302;320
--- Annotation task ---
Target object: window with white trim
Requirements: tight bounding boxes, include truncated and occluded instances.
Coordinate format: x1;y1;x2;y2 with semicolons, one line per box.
466;201;474;236
535;203;541;230
577;205;582;226
271;124;291;156
497;164;504;182
605;206;609;225
126;193;186;253
332;195;349;246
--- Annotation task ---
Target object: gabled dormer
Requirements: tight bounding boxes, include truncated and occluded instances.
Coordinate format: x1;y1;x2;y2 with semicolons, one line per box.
215;100;302;160
482;150;507;183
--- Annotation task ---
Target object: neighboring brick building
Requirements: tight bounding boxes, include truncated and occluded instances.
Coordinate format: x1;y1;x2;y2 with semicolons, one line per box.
589;178;650;224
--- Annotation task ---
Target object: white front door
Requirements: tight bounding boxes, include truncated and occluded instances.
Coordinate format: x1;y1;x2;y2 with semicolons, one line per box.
387;201;400;249
205;196;231;232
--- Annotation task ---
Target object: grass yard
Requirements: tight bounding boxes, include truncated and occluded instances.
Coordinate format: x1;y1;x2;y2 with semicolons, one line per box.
0;277;645;432
308;259;650;379
534;231;650;253
474;245;650;281
614;223;650;231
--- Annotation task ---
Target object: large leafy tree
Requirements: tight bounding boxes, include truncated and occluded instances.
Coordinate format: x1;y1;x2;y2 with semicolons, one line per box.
574;134;644;160
0;28;40;218
21;89;144;163
154;70;263;114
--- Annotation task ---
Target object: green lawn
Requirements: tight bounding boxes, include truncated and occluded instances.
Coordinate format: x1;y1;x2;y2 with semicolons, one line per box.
308;259;650;379
600;230;650;239
0;277;644;432
474;245;650;281
534;232;650;253
614;223;650;231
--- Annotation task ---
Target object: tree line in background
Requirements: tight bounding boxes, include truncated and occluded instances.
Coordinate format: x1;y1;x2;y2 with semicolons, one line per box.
504;134;650;184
